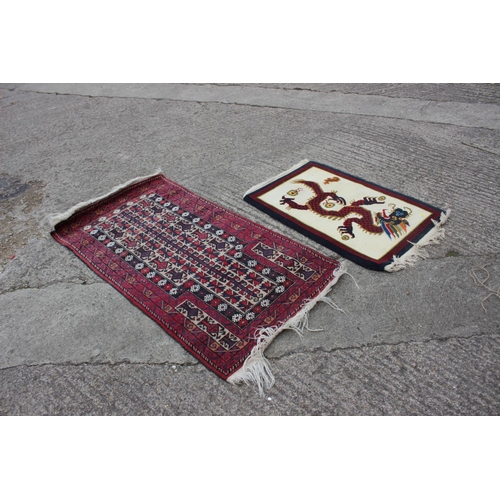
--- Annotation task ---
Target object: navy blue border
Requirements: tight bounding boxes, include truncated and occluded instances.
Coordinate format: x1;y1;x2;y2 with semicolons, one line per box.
244;161;444;271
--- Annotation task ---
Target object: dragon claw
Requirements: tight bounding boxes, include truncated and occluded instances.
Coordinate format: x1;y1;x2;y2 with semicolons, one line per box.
338;225;355;238
363;196;384;205
279;196;294;206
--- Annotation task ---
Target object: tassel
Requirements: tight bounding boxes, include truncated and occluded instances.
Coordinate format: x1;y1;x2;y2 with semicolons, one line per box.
385;209;450;272
343;271;360;289
227;261;348;396
228;325;277;397
232;350;275;398
319;296;346;315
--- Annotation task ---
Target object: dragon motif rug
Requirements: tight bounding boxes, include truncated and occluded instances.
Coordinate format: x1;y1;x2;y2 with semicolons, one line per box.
244;160;450;272
50;172;345;395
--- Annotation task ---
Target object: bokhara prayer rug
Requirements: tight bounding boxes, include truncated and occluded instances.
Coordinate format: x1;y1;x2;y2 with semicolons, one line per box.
50;172;345;395
244;160;450;272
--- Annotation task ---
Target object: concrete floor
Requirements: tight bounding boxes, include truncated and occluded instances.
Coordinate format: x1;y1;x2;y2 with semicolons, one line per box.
1;83;499;415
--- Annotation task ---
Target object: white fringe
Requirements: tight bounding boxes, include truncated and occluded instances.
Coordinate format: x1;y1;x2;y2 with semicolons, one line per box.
227;260;347;396
46;170;163;231
384;209;451;272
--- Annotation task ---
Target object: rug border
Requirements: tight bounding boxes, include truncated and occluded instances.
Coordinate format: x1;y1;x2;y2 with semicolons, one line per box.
244;159;447;271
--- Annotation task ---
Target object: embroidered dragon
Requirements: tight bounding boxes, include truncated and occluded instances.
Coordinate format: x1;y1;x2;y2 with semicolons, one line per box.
279;179;411;240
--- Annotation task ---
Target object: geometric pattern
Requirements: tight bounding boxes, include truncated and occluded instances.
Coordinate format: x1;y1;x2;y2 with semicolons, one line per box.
52;174;342;380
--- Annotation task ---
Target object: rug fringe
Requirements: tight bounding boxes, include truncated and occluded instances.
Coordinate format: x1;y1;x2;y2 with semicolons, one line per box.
227;260;347;396
45;170;163;232
384;209;451;272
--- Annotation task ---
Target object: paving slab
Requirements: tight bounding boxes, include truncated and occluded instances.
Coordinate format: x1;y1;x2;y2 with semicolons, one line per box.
2;334;499;416
3;83;500;129
233;83;500;105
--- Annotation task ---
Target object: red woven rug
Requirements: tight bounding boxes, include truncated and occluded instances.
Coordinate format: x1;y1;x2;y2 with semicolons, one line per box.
51;172;344;394
244;160;450;272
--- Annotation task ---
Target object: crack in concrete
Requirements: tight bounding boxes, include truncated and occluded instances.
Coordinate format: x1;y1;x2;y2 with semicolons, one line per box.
1;330;498;373
5;82;499;107
174;83;500;105
0;279;102;296
302;330;500;360
0;359;200;371
3;86;499;131
461;142;500;157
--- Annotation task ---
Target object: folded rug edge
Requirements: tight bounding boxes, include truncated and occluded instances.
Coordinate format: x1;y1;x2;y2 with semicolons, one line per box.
46;170;163;232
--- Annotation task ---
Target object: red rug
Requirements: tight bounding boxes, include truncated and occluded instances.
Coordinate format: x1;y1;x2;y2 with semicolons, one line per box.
244;160;450;271
51;172;345;394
